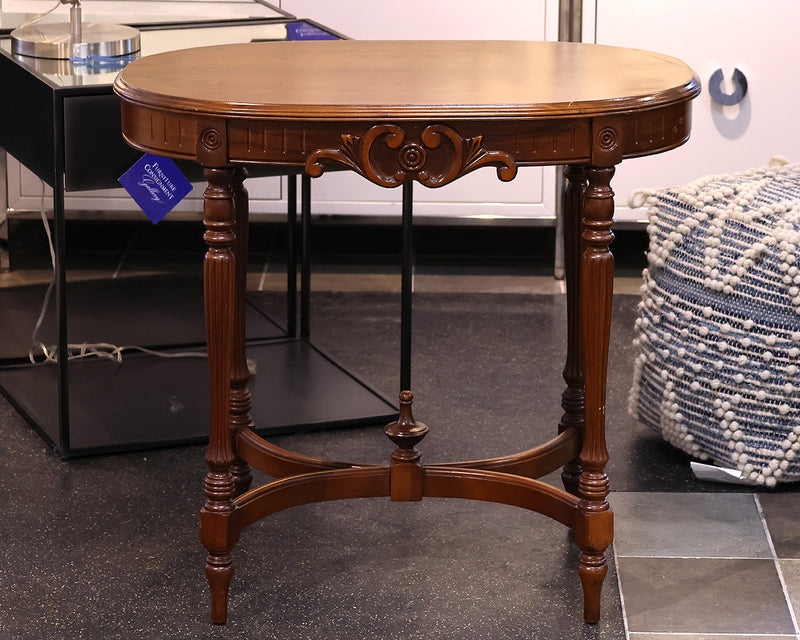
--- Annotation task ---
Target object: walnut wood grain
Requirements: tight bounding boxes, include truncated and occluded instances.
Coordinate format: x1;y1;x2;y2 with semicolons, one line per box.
198;166;238;625
118;106;692;180
228;167;253;497
113;39;699;629
233;467;392;531
423;467;580;529
115;41;699;183
115;41;698;120
236;421;579;480
559;164;588;495
235;429;372;478
435;427;581;478
577;164;616;624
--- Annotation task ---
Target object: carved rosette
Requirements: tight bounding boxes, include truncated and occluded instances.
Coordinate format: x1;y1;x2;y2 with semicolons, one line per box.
306;123;517;188
200;128;222;151
595;127;618;153
196;119;228;167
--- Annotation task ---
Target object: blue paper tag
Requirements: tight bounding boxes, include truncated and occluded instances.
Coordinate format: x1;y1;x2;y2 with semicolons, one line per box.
287;21;339;41
119;154;193;224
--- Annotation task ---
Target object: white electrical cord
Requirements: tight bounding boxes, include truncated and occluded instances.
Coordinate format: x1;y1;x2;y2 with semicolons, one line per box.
17;0;63;31
29;179;207;364
29;181;57;363
35;342;207;364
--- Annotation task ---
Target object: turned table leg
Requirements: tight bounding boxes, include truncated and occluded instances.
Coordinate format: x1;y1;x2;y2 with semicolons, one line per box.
576;164;615;624
199;166;241;624
559;164;587;495
229;166;254;496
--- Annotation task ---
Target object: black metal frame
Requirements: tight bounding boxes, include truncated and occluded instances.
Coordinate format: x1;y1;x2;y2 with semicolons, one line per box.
0;18;398;458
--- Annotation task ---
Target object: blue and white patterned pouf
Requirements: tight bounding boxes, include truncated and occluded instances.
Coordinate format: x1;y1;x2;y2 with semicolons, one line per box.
629;158;800;486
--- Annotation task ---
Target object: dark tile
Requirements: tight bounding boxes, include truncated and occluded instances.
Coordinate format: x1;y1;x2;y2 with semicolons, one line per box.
618;557;795;634
760;493;800;558
612;492;771;558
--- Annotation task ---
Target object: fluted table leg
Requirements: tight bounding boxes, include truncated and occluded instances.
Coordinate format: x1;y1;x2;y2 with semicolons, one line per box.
576;164;615;624
229;166;254;497
199;166;241;624
559;164;587;495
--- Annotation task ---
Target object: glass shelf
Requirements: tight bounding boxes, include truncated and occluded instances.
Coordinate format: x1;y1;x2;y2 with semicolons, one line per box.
1;17;339;87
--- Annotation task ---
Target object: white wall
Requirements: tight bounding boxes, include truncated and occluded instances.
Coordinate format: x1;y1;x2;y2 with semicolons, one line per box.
586;0;800;221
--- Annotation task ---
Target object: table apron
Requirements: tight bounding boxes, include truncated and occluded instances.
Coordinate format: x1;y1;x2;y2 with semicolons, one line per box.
118;101;692;179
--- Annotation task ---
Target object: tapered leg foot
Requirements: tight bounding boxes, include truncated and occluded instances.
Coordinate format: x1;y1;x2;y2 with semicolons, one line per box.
206;555;235;624
578;550;608;624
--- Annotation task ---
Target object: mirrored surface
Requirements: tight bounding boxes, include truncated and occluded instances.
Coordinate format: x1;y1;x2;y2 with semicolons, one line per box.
0;0;286;29
1;19;338;88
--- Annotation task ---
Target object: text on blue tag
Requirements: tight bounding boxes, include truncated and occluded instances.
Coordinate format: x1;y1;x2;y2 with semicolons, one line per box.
118;153;193;224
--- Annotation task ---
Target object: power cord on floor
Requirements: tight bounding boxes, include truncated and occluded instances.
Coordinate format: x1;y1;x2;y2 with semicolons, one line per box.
34;342;207;364
29;179;207;364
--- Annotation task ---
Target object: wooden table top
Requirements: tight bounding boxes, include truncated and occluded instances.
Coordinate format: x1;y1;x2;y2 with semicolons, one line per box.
114;40;700;121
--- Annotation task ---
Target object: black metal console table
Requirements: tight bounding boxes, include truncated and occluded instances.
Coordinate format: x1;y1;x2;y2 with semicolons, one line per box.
0;15;396;457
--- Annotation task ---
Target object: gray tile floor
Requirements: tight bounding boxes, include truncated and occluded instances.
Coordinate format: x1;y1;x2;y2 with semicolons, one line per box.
0;245;798;638
613;491;799;638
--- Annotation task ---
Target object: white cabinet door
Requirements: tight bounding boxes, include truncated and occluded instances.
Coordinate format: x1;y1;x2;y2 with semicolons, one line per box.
587;0;800;222
280;0;559;221
281;0;556;40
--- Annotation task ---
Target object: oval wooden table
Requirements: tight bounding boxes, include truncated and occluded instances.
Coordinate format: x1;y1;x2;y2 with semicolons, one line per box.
114;40;700;626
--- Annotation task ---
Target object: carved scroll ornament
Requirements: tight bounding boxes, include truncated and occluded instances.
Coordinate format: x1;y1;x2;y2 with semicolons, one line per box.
306;123;518;188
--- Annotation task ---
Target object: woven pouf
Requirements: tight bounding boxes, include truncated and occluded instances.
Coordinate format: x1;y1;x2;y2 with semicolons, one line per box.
629;158;800;486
